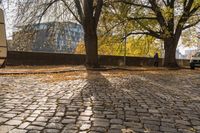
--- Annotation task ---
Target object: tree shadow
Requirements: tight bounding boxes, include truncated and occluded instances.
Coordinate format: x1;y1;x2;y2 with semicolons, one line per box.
66;70;129;132
64;70;154;133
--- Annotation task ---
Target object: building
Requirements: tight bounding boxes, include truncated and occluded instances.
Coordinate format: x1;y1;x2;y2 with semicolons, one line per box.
185;49;199;59
176;49;186;59
12;22;84;53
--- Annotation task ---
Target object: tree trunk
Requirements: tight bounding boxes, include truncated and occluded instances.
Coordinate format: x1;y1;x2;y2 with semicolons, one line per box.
84;27;99;68
163;38;179;68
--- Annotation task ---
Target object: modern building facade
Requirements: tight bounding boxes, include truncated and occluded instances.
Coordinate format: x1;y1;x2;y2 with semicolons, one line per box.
12;22;84;53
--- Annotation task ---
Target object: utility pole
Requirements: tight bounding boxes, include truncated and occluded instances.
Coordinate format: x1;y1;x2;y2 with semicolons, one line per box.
124;31;127;66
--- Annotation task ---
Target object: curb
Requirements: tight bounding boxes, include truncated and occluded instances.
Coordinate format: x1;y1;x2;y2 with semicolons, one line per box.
0;66;192;75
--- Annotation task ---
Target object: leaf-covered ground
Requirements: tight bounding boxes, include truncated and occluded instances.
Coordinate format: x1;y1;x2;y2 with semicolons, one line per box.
0;67;199;133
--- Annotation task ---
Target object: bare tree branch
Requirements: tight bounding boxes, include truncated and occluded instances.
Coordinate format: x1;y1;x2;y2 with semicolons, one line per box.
122;31;161;40
127;17;157;20
61;0;82;24
94;0;103;28
74;0;84;22
38;0;59;24
161;0;167;6
183;19;200;30
114;0;152;9
149;0;167;29
134;20;163;39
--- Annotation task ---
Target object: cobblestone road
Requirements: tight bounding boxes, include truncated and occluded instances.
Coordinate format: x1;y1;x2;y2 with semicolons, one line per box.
0;69;200;133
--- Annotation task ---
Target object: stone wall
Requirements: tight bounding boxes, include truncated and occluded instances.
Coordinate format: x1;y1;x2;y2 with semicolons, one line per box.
6;51;190;66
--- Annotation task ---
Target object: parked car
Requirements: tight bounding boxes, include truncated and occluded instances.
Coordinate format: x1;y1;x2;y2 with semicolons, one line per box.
190;51;200;69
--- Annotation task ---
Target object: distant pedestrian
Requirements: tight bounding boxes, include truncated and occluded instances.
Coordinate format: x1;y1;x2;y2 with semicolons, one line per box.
154;53;159;67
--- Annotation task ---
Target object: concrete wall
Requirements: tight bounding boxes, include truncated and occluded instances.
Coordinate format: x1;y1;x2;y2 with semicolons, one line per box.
6;51;190;66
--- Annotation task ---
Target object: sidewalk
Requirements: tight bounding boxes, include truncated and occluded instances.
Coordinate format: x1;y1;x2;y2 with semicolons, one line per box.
0;67;199;133
0;65;172;75
0;66;86;75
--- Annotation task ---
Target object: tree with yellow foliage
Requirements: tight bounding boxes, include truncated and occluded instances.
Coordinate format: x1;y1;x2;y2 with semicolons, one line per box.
108;0;200;67
75;35;162;57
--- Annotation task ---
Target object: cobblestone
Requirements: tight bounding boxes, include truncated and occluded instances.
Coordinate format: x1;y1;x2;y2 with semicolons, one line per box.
19;122;31;129
9;129;27;133
5;120;22;126
0;69;200;133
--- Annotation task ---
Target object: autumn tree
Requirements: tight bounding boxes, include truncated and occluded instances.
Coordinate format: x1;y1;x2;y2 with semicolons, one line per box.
75;36;162;57
13;0;103;67
115;0;200;67
99;1;162;57
182;27;200;48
